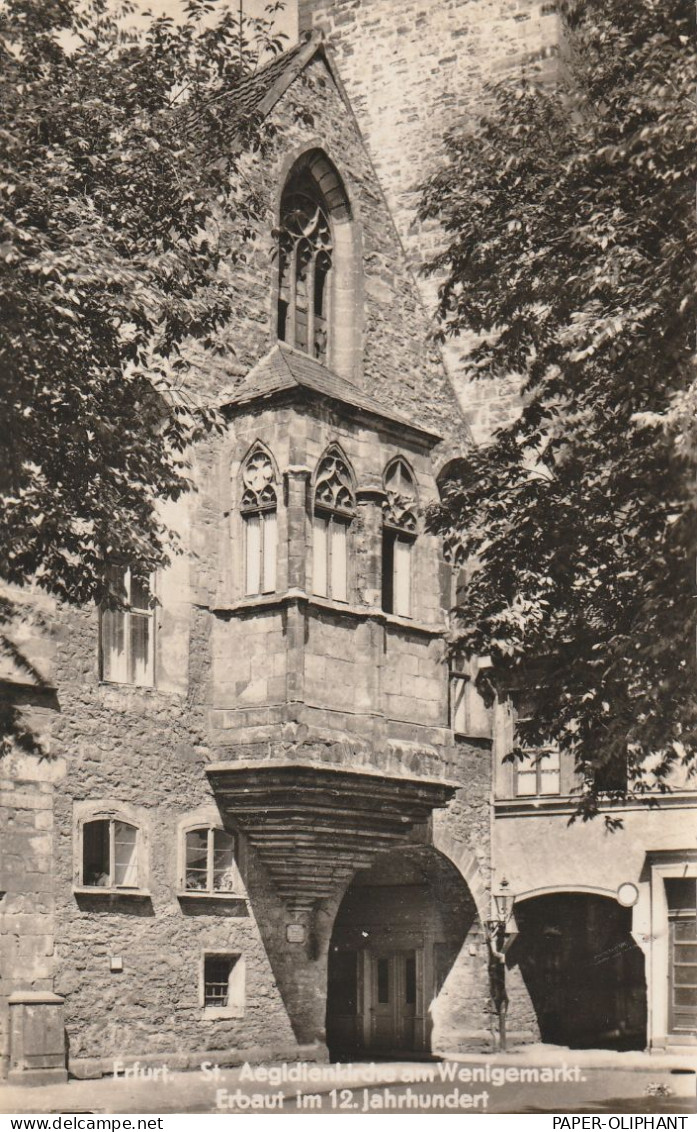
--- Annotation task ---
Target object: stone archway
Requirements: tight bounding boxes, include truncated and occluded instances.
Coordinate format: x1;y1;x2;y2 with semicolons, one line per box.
325;845;483;1059
510;892;647;1049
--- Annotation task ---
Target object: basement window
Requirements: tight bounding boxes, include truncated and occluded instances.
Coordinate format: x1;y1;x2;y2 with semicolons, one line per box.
202;953;245;1018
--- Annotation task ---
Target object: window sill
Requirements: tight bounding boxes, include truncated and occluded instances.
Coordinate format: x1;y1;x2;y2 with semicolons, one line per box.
98;679;156;691
73;886;151;899
177;891;245;902
211;590;445;635
202;1006;244;1021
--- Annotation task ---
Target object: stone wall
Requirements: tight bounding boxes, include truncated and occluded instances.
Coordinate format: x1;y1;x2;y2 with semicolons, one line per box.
0;41;502;1073
297;0;561;441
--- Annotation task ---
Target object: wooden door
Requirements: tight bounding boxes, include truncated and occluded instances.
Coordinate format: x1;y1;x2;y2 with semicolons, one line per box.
370;950;417;1051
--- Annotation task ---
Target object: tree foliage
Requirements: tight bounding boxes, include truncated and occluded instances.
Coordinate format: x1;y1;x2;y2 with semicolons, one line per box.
420;0;696;811
0;0;285;608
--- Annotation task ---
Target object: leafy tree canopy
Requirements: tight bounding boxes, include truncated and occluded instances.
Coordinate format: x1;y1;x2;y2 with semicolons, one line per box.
420;0;696;813
0;0;285;608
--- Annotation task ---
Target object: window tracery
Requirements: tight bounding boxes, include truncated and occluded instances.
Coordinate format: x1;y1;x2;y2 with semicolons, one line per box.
278;181;333;363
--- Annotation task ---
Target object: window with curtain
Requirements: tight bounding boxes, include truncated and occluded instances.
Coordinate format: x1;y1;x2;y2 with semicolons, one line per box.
240;446;278;596
277;176;333;363
313;448;355;602
82;818;139;889
382;458;418;618
183;827;237;894
100;565;154;686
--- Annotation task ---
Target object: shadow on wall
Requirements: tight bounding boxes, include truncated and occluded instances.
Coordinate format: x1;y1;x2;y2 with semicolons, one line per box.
508;892;647;1050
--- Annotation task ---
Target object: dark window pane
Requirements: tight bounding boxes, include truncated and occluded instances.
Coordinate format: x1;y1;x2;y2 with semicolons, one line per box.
204;957;233;1007
675;919;697;941
83;820;110;886
666;879;697;912
277;298;288;342
129;575;150;612
377;957;389;1004
382;530;395;614
314;252;331;317
405;955;416;1004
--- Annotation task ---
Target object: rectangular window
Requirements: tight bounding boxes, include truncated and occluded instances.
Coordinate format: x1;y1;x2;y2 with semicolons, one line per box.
244;511;277;596
382;531;412;617
184;827;237;894
313;514;348;602
666;879;697;1033
82;818;139;889
101;566;154;686
202;953;245;1016
515;747;561;797
204;956;235;1007
450;674;467;734
593;758;628;794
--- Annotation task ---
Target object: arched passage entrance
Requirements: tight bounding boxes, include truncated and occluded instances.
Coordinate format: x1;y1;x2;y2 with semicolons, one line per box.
326;846;478;1059
510;892;647;1049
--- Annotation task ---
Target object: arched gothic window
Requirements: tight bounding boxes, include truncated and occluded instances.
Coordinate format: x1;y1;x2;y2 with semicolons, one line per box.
240;446;278;596
312;448;355;602
382;458;418;618
278;178;333;363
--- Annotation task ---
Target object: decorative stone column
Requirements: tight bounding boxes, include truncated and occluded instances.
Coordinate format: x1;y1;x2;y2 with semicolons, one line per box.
355;483;386;608
284;466;311;592
8;991;67;1085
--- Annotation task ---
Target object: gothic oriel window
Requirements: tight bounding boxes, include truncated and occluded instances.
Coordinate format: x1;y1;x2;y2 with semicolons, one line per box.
382;458;418;618
313;447;355;602
240;446;278;596
278;178;333;363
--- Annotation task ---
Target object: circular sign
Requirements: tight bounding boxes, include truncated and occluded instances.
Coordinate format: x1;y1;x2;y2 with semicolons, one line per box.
617;882;639;907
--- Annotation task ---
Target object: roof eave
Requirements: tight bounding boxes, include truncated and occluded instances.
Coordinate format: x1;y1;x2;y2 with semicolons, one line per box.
220;383;443;446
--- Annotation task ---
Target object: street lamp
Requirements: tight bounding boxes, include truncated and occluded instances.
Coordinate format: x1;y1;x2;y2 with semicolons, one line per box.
486;878;517;1053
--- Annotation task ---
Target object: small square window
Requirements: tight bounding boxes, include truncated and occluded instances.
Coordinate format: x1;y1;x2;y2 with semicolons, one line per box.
202;953;244;1018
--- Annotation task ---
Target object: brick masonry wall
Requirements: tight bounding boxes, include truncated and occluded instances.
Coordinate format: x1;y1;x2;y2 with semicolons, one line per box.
297;0;560;441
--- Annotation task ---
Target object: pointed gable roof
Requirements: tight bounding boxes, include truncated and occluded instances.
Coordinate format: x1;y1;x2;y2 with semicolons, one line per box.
219;344;442;443
204;30;354;126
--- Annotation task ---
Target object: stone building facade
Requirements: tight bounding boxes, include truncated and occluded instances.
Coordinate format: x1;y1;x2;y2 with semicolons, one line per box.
297;0;561;442
293;1;697;1055
0;37;497;1083
1;6;695;1084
